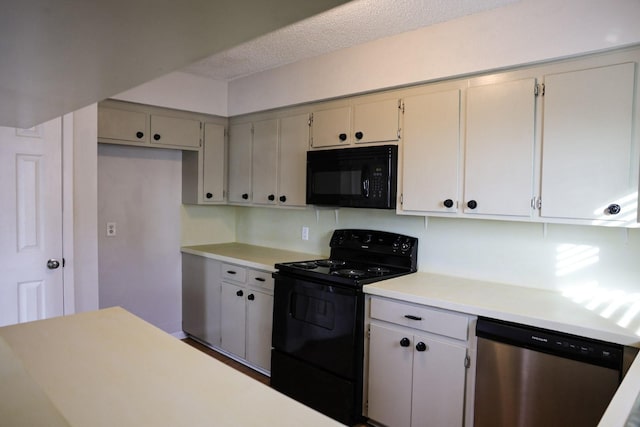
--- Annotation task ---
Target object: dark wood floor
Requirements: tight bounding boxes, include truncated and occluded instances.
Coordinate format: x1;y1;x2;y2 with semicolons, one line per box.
183;338;371;426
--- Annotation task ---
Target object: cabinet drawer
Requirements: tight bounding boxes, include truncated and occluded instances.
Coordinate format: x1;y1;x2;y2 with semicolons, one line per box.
247;269;274;292
370;297;469;341
222;263;247;283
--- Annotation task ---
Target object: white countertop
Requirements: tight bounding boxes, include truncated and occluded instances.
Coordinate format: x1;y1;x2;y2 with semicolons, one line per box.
0;307;344;427
181;242;322;271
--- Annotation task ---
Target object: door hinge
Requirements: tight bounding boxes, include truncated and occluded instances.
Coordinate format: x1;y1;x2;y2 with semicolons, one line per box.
397;128;401;139
366;325;371;339
398;99;405;113
308;113;313;127
531;197;542;209
464;355;471;369
400;194;404;206
535;83;545;97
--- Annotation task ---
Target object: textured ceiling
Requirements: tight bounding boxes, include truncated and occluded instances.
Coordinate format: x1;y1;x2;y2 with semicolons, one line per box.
183;0;519;81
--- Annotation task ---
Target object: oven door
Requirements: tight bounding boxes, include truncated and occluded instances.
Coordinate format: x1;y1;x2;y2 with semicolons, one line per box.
272;272;362;380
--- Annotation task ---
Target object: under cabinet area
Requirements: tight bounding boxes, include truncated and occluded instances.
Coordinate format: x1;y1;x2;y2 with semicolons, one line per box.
365;296;476;427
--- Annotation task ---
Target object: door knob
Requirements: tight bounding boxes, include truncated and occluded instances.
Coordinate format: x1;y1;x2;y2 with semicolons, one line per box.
47;259;61;269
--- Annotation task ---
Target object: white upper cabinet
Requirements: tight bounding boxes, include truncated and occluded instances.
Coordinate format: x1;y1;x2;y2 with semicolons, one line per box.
464;78;537;217
540;62;637;223
310;96;400;148
251;119;279;205
98;107;148;144
401;88;461;213
228;122;253;203
149;114;201;149
202;123;226;203
278;113;310;207
352;98;400;144
310;106;351;148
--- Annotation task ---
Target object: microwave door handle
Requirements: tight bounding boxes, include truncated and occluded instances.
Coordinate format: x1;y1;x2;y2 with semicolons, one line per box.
362;178;370;198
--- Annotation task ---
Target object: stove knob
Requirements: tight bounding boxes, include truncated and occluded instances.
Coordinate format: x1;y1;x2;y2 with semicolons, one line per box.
364;234;372;244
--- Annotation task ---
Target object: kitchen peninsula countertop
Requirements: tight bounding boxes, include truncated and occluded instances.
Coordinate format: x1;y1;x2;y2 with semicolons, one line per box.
363;272;640;427
181;242;321;271
0;307;343;427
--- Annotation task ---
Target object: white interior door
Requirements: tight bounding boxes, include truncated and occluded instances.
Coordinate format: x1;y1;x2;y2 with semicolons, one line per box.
0;119;64;326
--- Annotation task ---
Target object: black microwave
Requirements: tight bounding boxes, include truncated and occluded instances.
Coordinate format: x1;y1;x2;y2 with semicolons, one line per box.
306;145;398;209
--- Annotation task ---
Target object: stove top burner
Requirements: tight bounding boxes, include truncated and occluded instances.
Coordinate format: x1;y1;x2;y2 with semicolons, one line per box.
331;269;368;278
315;259;346;267
367;266;392;275
292;261;318;269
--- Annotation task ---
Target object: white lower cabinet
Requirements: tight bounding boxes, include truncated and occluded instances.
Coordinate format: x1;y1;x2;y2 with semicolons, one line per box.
366;296;474;427
219;263;274;372
181;254;221;347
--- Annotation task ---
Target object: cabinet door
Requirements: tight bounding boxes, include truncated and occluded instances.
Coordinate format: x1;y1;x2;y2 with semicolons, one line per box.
411;335;467;427
367;323;413;427
540;62;636;222
464;78;536;217
252;119;279;205
401;90;460;213
353;98;400;144
311;106;351;148
278;113;309;207
245;289;273;371
98;107;147;144
202;123;226;203
181;254;221;346
220;282;246;358
228;122;253;203
150;114;201;150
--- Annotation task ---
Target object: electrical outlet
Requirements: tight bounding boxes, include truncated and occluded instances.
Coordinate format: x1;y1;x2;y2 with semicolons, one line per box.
301;226;309;241
106;222;116;237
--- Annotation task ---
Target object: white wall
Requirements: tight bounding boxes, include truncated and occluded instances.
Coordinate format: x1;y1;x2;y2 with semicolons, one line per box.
228;0;640;115
113;71;229;117
97;145;183;333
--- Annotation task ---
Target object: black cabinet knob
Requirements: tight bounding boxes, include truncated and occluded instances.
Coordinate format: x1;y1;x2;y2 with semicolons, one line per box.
268;194;275;201
247;294;255;301
339;133;347;141
206;192;213;199
236;290;243;297
242;193;249;200
443;199;454;208
355;131;364;140
153;133;161;141
400;337;410;347
136;131;144;139
608;204;621;215
467;200;477;210
416;342;427;352
279;195;287;203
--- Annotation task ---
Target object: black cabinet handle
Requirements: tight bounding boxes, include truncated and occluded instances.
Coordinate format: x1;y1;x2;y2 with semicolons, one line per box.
247;294;255;301
608;204;621;215
416;342;427;352
153;133;161;141
279;195;287;203
236;290;243;297
242;193;249;200
254;277;266;282
268;194;275;201
467;200;478;210
400;337;410;347
206;192;213;199
226;270;237;275
136;131;144;139
443;199;454;208
404;314;422;321
339;133;347;141
355;131;364;140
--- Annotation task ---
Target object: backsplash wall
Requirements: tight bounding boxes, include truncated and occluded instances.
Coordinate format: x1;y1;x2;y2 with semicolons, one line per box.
233;206;640;297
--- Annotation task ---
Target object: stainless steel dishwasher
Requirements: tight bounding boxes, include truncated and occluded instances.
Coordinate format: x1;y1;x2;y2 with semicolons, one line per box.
474;317;636;427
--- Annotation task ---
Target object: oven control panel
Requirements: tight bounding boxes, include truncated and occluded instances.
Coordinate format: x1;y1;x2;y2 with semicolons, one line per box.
330;229;417;256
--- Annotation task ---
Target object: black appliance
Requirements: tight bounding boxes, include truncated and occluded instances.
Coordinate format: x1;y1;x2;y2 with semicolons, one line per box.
271;229;418;425
306;145;398;209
